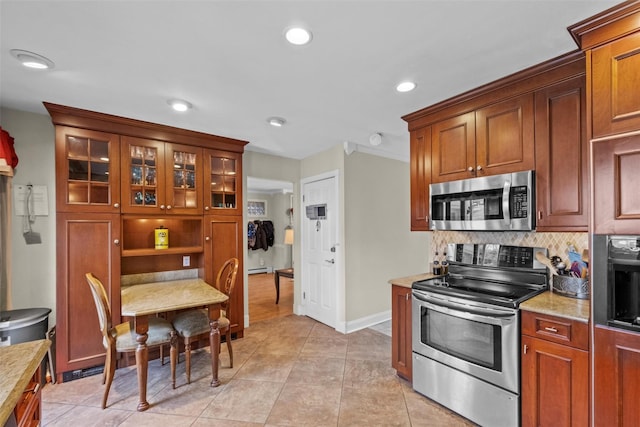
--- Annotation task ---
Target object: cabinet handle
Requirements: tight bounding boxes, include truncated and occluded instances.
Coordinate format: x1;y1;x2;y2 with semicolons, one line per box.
467;166;474;172
544;327;558;333
524;344;528;354
166;205;172;210
476;165;482;171
160;205;166;210
205;236;210;241
538;211;543;220
204;206;210;211
405;292;410;301
113;203;120;208
114;239;120;246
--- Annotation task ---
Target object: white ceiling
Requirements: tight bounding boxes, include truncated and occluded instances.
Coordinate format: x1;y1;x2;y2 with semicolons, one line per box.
0;1;619;163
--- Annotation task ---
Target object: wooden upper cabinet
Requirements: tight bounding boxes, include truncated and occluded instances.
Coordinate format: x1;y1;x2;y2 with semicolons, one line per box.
55;127;121;213
535;75;589;231
121;137;203;215
164;143;203;215
593;134;640;234
431;112;475;183
410;126;431;230
203;149;243;216
591;31;640;138
475;93;535;176
431;94;534;183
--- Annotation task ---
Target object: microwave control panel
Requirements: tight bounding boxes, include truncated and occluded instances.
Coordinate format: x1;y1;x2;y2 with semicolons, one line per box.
510;186;529;219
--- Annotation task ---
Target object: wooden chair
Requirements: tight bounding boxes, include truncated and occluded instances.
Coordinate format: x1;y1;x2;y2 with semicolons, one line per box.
85;273;177;409
171;258;239;384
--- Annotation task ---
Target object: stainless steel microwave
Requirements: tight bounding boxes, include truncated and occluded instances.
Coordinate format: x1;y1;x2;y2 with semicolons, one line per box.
430;170;535;231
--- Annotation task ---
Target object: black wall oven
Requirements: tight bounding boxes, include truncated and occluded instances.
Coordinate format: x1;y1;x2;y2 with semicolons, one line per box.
593;235;640;332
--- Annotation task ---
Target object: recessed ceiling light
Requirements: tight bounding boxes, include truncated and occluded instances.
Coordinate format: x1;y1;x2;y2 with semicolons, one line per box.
167;99;192;112
10;49;54;69
267;117;286;127
285;27;312;45
396;81;416;92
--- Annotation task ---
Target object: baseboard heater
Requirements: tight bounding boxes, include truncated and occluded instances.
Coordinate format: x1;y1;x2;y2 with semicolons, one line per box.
248;266;273;275
62;365;104;382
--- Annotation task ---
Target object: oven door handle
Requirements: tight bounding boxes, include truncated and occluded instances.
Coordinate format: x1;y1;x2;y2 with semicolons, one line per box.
413;291;515;319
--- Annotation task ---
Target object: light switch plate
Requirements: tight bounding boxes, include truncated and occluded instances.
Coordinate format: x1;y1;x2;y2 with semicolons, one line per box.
182;255;190;267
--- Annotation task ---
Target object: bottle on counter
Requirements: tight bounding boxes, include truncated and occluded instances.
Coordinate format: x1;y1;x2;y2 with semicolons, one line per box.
441;250;449;275
432;251;442;275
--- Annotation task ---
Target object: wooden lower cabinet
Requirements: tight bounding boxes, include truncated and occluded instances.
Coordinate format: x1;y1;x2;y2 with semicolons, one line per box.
391;285;412;381
55;213;121;382
594;326;640;426
205;215;244;336
521;311;589;427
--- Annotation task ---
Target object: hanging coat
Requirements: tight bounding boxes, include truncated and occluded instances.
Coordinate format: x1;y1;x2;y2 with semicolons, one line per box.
262;220;275;247
253;221;268;251
247;222;256;249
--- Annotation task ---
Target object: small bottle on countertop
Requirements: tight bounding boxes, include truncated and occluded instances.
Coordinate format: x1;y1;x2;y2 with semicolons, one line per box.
441;250;449;275
432;251;442;275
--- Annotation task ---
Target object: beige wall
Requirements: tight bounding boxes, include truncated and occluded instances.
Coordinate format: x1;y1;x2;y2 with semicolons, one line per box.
344;151;430;324
0;108;57;324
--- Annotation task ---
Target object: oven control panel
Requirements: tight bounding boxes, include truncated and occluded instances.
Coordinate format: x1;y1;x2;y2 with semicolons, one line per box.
447;243;547;270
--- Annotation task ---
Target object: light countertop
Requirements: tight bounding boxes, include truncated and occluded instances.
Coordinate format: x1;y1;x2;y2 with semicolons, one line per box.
520;291;590;323
0;339;50;425
389;273;440;288
121;278;228;316
389;273;590;323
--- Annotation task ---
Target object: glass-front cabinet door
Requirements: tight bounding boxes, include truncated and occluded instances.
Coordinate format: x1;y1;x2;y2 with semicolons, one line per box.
121;136;166;214
165;144;203;215
204;149;242;216
55;127;121;213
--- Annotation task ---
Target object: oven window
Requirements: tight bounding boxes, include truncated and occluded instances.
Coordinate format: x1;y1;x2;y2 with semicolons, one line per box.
420;306;502;371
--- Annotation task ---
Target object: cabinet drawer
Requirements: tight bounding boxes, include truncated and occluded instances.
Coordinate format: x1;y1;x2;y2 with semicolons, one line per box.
522;310;589;350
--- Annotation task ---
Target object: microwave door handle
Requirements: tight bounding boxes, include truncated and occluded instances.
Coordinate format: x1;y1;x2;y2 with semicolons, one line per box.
502;180;511;227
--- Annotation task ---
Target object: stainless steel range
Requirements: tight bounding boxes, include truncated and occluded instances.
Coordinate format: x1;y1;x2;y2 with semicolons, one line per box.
412;243;548;427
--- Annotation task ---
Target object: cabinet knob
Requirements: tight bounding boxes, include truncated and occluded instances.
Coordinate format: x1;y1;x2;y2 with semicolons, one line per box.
204;206;210;211
114;239;120;246
166;205;172;210
160;205;166;210
113;203;120;208
205;236;210;241
476;165;483;171
468;166;474;172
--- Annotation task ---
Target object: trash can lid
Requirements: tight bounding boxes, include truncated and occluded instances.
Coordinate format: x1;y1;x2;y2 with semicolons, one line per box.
0;308;51;331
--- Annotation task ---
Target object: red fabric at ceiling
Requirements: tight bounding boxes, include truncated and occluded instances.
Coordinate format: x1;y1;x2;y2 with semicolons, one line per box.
0;127;19;168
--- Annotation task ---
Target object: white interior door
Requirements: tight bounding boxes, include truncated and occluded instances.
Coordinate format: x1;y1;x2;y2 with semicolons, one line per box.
301;175;337;328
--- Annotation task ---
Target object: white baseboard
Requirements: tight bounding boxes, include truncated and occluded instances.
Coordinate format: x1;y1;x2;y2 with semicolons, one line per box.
343;310;391;334
248;266;274;275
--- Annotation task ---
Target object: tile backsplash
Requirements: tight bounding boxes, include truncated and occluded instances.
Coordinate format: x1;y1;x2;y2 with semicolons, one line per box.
431;231;588;264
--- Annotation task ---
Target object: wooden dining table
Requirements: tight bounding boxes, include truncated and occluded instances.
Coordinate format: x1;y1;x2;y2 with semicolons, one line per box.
121;278;228;411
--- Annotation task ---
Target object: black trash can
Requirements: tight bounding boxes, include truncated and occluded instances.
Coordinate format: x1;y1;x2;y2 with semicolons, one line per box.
0;307;52;383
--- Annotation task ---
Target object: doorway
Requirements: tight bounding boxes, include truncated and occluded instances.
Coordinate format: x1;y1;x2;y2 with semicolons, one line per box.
246;177;294;323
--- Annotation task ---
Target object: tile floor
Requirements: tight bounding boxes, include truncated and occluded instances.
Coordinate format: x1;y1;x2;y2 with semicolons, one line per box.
41;315;475;426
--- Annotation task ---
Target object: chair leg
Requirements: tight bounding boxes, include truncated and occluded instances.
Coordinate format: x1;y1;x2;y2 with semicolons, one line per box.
102;347;117;409
225;330;233;368
185;337;192;384
170;331;177;389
